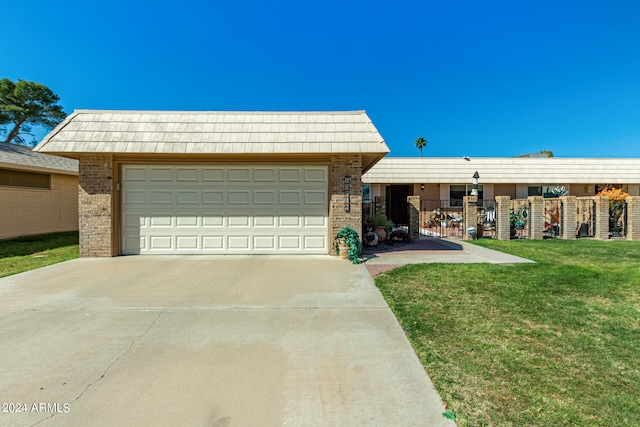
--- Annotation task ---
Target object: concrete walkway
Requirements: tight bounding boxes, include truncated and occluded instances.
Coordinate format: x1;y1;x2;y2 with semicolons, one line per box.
364;237;534;276
0;256;454;427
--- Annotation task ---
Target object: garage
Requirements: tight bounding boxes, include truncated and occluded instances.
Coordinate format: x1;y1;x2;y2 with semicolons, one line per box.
34;110;389;257
121;164;329;254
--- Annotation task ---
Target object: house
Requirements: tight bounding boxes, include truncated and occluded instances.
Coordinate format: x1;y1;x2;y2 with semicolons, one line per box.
34;110;389;257
362;157;640;225
0;142;78;240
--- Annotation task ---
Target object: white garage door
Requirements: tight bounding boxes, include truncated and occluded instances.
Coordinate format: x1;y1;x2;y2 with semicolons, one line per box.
121;165;329;254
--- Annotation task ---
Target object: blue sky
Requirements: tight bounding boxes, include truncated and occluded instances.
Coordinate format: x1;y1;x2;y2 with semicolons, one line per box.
3;0;640;157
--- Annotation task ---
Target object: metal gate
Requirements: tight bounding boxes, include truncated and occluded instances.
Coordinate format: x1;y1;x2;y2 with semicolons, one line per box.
610;200;627;238
420;200;464;238
544;199;562;238
510;199;530;239
477;200;497;238
576;198;595;238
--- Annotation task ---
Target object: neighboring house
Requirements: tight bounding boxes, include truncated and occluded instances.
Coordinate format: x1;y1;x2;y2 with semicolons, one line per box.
34;110;389;257
363;157;640;225
0;142;79;240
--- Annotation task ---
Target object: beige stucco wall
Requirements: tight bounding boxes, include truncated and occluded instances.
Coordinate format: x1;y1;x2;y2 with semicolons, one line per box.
414;183;440;200
0;174;78;240
493;184;517;198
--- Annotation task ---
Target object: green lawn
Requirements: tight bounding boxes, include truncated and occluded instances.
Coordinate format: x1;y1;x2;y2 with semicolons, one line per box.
0;231;79;278
375;239;640;426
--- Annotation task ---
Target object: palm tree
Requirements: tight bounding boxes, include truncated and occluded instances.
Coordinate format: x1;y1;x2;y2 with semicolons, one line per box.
415;136;427;157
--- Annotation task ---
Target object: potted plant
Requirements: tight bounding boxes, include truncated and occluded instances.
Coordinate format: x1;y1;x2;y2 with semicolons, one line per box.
510;208;526;238
334;226;363;264
367;213;394;242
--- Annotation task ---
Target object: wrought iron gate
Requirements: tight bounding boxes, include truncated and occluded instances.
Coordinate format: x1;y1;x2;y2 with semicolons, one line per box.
576;198;595;238
420;200;464;238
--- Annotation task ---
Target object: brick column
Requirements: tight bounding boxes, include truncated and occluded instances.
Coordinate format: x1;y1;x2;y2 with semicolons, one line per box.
527;196;544;240
495;196;511;240
626;196;640;241
594;196;610;240
463;196;478;240
330;155;363;254
560;196;577;240
78;155;114;257
407;196;420;242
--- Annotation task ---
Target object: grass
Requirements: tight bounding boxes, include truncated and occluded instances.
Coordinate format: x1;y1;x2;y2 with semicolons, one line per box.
0;231;79;278
375;239;640;426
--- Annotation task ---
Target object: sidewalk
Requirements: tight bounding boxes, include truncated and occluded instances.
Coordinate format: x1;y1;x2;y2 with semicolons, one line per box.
363;237;534;276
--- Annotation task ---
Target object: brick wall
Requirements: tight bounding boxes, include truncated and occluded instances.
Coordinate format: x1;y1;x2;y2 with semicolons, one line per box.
78;155;114;257
330;155;363;254
0;174;78;240
528;196;544;240
495;196;511;240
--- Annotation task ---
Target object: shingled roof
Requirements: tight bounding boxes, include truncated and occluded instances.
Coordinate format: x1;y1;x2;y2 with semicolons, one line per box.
363;157;640;184
0;142;78;175
34;110;390;170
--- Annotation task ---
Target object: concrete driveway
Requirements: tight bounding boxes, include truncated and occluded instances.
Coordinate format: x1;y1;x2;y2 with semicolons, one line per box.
0;256;454;427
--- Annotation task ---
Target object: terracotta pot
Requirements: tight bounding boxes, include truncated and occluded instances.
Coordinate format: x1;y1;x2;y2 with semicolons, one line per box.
373;226;387;242
338;240;350;259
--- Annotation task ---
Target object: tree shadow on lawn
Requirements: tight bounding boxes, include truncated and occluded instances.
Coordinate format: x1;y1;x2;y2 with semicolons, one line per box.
0;231;79;258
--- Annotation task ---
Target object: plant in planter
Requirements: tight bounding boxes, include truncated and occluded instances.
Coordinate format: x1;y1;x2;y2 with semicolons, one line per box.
510;208;526;237
334;226;363;264
367;213;394;242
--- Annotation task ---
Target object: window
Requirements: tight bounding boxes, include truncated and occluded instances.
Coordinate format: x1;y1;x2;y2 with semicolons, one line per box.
528;186;570;198
528;186;542;197
362;184;371;202
450;184;483;206
0;168;50;189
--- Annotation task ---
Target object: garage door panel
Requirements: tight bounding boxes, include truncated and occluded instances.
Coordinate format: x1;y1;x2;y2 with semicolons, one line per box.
305;215;326;227
228;168;250;181
150;236;173;250
150;191;172;204
254;168;276;182
279;236;301;250
202;168;225;182
202;215;224;227
121;165;328;255
150;215;172;227
176;216;198;227
124;191;147;204
254;214;276;227
279;191;301;204
228;191;250;204
304;168;326;182
228;214;250;227
304;190;326;204
203;191;224;204
279;215;301;227
150;168;173;181
304;236;326;249
254;236;276;250
203;236;225;250
176;191;198;204
228;236;250;250
176;236;198;249
176;168;198;181
253;190;276;204
279;168;301;182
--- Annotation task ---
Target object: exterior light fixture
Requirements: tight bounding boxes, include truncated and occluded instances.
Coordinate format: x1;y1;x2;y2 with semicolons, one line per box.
471;171;479;197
